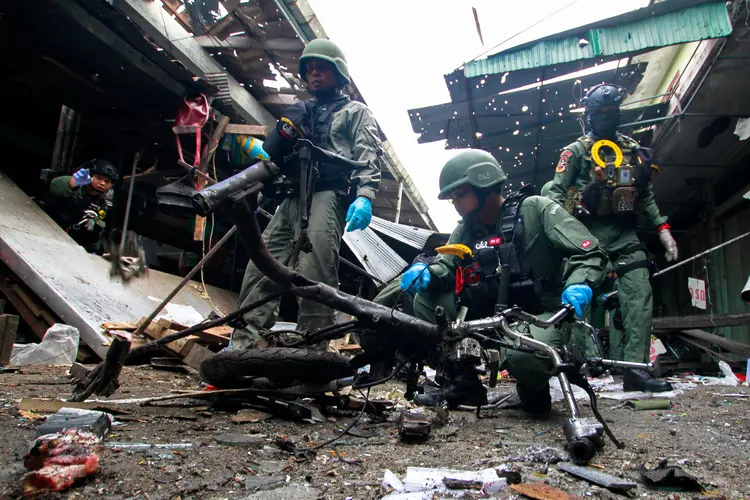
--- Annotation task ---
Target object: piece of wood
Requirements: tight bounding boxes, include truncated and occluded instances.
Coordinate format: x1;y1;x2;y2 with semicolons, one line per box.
182;343;215;372
204;326;232;336
510;483;580;500
338;344;362;352
19;398;133;415
11;285;43;317
188;330;229;346
652;312;750;330
0;279;50;339
156;318;188;331
70;335;132;402
676;329;750;357
0;314;19;365
102;322;138;331
224;123;268;137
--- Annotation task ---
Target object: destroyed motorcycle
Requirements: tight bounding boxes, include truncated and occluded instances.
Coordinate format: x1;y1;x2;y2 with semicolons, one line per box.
187;139;652;465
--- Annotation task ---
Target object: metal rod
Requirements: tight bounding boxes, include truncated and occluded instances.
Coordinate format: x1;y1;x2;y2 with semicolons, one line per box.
652;230;750;279
177;159;216;185
133;225;237;336
119;152;140;254
607;230;750;301
557;372;580;418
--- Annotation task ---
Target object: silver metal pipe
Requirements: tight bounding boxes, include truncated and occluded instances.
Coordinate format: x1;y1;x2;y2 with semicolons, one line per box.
557;372;580;418
598;359;653;370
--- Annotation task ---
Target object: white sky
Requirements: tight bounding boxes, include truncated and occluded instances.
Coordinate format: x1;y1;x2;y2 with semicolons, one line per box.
308;0;650;232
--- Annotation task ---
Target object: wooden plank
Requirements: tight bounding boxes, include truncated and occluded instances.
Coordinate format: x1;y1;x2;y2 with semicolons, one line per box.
11;285;42;317
224;124;268;137
652;312;750;330
510;483;580;500
0;280;49;339
0;315;19;365
102;322;138;331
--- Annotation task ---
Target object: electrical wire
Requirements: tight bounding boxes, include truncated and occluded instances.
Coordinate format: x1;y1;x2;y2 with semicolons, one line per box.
294;387;372;456
469;0;583;63
199;135;224;316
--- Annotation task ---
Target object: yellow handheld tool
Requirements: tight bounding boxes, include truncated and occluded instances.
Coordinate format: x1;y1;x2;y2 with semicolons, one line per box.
435;244;474;260
591;139;623;168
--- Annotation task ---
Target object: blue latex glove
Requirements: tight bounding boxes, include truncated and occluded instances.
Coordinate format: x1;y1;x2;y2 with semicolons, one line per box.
345;196;372;232
72;168;92;187
561;284;593;318
400;262;431;295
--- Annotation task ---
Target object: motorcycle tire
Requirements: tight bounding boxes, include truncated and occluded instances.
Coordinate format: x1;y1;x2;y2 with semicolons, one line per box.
200;347;355;388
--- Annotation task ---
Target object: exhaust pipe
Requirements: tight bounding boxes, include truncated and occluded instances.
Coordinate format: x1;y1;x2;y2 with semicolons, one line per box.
193;161;278;216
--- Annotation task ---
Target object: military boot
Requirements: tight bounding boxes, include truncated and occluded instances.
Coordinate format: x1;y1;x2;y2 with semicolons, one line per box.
516;383;552;417
623;368;672;392
413;371;487;409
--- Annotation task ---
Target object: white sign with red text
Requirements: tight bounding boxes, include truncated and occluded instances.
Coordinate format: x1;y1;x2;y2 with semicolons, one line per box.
688;277;707;310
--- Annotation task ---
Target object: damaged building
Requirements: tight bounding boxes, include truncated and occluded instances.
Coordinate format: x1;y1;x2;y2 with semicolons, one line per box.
0;0;441;361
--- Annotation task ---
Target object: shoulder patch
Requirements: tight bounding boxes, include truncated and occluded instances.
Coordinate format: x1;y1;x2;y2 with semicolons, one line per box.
580;239;592;249
550;204;560;215
556;150;573;173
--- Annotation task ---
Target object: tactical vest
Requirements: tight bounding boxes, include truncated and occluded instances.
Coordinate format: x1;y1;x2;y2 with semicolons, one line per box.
67;196;110;253
575;135;657;220
456;189;551;318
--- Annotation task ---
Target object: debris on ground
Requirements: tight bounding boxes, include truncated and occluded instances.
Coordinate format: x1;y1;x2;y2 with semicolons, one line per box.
504;445;569;464
639;459;704;491
382;466;506;498
231;408;272;424
10;324;79;366
510;482;579;500
625;398;672;411
35;407;113;439
22;428;101;495
398;410;431;441
557;462;637;493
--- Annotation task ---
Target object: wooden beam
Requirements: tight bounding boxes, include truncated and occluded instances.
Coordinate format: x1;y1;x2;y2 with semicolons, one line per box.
652;312;750;330
224;124;268;137
260;93;297;106
196;34;304;52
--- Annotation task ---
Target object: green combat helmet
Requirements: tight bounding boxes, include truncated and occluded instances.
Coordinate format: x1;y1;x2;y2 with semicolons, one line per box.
540;181;554;197
438;149;507;199
299;39;351;85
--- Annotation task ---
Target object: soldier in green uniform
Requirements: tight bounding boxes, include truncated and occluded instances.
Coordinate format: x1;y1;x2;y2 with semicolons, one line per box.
44;159;117;254
230;39;383;351
400;150;607;413
547;83;677;392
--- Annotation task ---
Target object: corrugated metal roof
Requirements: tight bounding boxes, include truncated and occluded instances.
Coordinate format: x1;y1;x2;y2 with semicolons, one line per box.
369;216;435;250
464;1;731;78
343;228;407;283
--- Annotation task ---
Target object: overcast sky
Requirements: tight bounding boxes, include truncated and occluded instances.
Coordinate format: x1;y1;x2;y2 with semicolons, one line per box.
308;0;650;232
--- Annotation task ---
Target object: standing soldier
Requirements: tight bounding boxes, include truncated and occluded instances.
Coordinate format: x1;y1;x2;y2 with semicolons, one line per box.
400;150;607;413
230;39;383;351
547;83;677;392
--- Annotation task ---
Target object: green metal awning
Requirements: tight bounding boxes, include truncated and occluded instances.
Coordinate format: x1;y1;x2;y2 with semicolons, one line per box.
464;0;732;78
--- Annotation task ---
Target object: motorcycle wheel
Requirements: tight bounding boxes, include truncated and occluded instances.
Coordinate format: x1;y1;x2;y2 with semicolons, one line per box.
200;347;355;388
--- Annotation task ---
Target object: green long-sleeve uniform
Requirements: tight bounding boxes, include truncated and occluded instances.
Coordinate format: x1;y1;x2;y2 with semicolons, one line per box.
413;195;607;395
231;98;383;351
548;133;667;363
45;176;110;253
